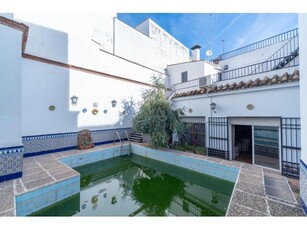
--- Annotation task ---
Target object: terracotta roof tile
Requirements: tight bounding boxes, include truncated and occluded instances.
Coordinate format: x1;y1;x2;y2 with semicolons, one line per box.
173;70;299;99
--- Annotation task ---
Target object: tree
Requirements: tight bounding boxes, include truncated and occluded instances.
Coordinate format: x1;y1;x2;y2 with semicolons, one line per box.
133;76;183;148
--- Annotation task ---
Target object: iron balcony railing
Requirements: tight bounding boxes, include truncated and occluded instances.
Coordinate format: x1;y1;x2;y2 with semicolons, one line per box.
171;78;199;92
218;28;298;60
216;55;299;81
171;54;299;92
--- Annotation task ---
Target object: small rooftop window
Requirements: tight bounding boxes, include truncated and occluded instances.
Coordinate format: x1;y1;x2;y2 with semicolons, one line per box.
181;71;188;83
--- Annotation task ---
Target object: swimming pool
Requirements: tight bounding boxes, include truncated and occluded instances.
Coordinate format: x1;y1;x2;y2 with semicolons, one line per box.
30;154;234;216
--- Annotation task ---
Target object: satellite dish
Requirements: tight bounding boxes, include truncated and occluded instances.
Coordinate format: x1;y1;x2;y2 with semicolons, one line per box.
206;50;213;56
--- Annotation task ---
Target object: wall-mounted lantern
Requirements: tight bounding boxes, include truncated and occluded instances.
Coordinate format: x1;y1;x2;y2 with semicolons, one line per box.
111;100;117;108
70;95;78;106
210;102;217;113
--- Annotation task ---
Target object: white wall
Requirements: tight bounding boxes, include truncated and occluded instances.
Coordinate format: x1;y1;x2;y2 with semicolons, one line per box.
148;19;189;66
21;58;151;136
0;13;13;19
15;14;115;67
299;14;307;163
218;40;290;70
167;61;218;87
13;13;175;136
114;19;159;71
115;18;189;72
172;83;300;118
0;25;22;147
134;18;150;36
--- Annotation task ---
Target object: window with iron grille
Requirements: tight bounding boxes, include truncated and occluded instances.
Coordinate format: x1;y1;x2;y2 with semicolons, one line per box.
179;116;206;147
208;117;229;159
281;118;301;179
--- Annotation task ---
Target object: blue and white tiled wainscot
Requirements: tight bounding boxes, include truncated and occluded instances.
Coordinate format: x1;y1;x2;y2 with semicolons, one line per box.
300;159;307;215
0;146;24;182
22;127;133;158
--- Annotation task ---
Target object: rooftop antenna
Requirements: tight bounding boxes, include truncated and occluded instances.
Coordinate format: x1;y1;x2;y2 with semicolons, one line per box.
206;13;214;57
222;39;225;53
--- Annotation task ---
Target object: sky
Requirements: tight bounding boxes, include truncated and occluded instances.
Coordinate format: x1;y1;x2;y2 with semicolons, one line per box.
117;13;298;60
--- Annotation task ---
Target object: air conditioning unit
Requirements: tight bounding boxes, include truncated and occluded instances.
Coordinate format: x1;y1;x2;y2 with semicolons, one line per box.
199;76;211;88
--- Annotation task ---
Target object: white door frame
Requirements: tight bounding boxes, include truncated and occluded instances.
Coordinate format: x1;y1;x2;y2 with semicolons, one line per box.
228;117;281;171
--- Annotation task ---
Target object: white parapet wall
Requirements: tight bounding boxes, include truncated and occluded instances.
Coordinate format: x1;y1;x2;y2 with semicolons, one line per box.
0;19;24;182
0;24;23;148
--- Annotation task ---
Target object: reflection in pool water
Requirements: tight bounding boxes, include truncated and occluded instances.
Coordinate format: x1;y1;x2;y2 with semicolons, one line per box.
30;155;234;216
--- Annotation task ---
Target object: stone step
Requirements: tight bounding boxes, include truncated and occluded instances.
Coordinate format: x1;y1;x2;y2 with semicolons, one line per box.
130;132;143;143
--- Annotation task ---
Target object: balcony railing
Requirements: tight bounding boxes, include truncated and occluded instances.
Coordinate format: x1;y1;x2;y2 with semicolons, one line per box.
218;28;298;60
171;29;299;93
216;55;299;81
171;54;299;93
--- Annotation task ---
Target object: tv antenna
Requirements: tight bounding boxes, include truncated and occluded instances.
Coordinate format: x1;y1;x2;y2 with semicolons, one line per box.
206;13;214;57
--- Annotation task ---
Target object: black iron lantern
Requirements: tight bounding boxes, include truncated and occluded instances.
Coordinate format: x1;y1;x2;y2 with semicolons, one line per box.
111;100;117;108
210;102;217;113
70;95;78;106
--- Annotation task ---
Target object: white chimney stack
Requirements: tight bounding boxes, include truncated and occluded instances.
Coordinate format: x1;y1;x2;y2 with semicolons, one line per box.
191;45;201;61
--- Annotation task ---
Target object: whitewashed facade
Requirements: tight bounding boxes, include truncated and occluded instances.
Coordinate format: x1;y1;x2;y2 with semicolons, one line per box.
0;13;189;182
0;12;306;215
167;27;300;178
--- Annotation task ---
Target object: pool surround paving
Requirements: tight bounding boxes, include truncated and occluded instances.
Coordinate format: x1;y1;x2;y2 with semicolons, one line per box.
0;142;305;216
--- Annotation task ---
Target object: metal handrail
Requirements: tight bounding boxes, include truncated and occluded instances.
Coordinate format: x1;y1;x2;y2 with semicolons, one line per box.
124;131;130;143
219;28;298;60
251;34;299;75
216;55;299;82
113;131;122;148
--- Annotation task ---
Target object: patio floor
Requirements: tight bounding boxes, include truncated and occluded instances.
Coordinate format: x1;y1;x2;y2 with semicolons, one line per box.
0;142;305;216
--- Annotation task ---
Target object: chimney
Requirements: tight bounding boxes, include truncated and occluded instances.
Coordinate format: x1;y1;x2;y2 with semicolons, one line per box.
191;45;201;61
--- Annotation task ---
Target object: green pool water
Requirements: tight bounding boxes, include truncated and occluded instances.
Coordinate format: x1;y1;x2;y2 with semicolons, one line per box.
30;154;234;216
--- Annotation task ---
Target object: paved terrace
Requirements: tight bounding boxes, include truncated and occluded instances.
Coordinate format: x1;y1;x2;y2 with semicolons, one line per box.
0;143;305;216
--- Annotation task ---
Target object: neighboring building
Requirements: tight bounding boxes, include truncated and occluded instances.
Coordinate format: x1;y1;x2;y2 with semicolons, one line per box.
168;27;300;178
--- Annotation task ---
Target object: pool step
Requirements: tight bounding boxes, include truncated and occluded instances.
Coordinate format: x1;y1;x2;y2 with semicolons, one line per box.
130;132;143;143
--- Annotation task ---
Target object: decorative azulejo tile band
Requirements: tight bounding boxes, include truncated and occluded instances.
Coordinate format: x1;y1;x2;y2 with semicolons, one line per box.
0;145;24;182
0;146;24;155
300;159;307;215
23;132;76;141
22;127;133;158
0;150;24;182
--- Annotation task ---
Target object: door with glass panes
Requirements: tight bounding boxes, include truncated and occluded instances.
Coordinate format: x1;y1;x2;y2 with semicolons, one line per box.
254;126;280;170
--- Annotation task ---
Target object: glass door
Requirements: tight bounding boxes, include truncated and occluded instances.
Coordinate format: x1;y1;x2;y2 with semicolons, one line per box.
254;126;280;170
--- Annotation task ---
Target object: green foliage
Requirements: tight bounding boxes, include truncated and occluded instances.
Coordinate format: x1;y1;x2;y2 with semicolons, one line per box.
133;76;183;148
174;144;207;155
194;146;206;155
